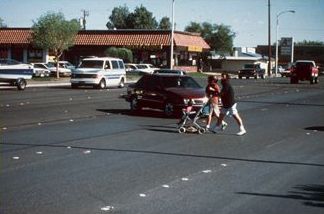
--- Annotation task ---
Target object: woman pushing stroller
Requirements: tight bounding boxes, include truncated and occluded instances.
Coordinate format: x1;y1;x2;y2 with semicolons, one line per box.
205;75;227;131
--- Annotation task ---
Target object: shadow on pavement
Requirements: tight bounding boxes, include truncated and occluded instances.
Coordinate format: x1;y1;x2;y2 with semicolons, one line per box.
237;184;324;208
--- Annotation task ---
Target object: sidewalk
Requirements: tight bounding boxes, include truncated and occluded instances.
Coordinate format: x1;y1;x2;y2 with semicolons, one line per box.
27;78;71;87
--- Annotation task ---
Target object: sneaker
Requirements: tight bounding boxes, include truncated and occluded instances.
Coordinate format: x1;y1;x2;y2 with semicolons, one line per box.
236;128;246;136
221;122;228;131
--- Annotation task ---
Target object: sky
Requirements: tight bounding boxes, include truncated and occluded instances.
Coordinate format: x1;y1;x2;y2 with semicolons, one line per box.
1;0;323;47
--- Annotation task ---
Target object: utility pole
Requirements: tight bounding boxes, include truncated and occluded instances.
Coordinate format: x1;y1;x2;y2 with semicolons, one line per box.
267;0;271;77
81;9;89;30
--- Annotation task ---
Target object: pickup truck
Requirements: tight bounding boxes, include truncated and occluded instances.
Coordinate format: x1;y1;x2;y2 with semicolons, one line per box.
238;63;265;79
290;60;319;84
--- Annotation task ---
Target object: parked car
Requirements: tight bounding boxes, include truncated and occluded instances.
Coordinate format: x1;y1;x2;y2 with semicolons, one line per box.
153;69;187;75
124;74;208;116
48;61;75;77
278;64;293;77
136;63;159;74
31;63;51;77
290;60;319;84
125;63;139;72
70;57;126;89
238;63;265;79
0;58;33;90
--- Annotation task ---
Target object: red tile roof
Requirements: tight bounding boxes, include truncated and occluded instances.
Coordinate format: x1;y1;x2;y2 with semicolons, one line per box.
0;28;32;44
0;28;210;50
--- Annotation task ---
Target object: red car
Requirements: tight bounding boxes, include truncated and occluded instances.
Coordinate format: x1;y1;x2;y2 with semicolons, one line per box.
125;74;208;116
290;60;319;84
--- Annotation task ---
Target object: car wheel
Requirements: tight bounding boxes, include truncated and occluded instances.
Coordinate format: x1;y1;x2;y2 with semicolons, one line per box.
119;78;125;88
17;78;26;90
238;76;242;79
71;83;79;89
97;79;106;89
310;77;314;84
290;77;298;84
130;97;141;111
164;102;175;117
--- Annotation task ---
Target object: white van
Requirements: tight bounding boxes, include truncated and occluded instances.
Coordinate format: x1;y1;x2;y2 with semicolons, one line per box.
70;57;126;89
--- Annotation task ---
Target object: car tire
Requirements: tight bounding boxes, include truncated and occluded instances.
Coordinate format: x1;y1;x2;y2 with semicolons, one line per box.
238;76;242;79
118;78;125;88
290;77;298;84
164;102;175;117
71;83;79;89
17;78;26;90
130;97;141;111
97;79;106;89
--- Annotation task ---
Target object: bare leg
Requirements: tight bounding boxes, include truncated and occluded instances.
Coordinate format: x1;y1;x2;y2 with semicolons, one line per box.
233;113;243;127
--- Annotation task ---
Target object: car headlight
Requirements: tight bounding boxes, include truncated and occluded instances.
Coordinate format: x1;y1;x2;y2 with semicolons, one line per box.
183;99;190;104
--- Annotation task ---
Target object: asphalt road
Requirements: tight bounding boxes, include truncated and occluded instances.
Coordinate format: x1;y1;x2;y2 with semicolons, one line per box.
1;77;324;214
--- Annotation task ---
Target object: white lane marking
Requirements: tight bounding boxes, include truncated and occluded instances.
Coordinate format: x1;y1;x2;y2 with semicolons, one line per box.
69;119;74;122
2;127;7;130
38;122;42;126
101;206;114;211
162;184;170;188
69;98;73;101
12;156;20;160
139;193;147;197
181;177;189;181
306;132;311;135
67;146;72;149
83;150;91;154
202;170;212;173
221;163;227;167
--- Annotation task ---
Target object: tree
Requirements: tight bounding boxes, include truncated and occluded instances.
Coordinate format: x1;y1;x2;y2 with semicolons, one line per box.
185;22;236;54
130;5;158;29
0;17;7;28
106;5;157;29
158;17;171;30
32;12;80;78
106;5;130;29
295;40;324;46
105;47;133;62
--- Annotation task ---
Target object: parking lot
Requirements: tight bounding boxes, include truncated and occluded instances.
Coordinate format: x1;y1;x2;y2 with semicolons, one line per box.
1;76;324;214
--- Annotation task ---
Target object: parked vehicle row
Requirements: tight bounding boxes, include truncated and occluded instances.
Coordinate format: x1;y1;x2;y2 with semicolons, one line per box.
125;63;159;74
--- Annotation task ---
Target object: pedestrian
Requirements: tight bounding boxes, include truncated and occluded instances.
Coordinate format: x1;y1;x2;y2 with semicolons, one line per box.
205;75;227;130
214;72;246;136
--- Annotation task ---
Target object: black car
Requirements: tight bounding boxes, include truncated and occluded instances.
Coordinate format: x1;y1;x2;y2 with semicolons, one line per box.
124;74;207;116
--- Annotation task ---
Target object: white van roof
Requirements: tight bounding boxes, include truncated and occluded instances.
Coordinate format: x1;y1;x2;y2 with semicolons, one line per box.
82;57;123;61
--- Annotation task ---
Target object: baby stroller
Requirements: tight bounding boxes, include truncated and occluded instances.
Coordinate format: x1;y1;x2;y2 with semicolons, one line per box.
177;101;210;134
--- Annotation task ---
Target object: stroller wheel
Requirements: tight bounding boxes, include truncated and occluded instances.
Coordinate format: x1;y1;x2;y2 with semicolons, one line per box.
178;127;186;133
198;128;206;134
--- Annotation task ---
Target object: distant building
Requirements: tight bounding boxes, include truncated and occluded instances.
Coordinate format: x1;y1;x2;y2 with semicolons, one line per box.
0;28;210;72
209;47;274;74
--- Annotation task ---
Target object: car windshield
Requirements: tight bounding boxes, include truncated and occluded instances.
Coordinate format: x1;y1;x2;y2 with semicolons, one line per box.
244;64;255;69
79;60;103;68
137;65;148;69
160;76;201;89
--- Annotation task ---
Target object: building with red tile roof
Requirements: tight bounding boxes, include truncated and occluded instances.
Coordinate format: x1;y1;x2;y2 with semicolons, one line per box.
0;28;210;71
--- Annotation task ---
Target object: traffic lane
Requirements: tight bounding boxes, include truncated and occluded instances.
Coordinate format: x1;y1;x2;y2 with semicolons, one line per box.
2;89;324;214
2;78;324;213
0;86;127;129
1;112;323;214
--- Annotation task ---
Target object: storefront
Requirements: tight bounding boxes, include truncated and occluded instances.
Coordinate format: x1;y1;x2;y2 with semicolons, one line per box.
0;28;210;72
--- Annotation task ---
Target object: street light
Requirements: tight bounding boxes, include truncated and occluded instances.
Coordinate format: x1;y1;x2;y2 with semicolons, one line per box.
275;10;295;76
170;0;175;69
